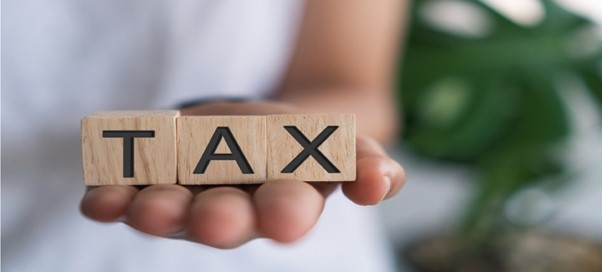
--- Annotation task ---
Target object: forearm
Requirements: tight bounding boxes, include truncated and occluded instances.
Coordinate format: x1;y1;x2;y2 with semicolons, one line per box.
274;0;409;145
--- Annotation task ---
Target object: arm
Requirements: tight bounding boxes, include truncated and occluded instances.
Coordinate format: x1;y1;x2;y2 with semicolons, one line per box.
278;0;408;144
81;0;409;249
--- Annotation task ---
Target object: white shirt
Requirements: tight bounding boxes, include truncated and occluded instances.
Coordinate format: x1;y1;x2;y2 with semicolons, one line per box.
2;1;395;271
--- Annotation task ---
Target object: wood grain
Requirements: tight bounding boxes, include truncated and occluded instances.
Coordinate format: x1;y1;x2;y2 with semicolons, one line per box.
267;114;356;182
177;116;267;185
81;110;179;185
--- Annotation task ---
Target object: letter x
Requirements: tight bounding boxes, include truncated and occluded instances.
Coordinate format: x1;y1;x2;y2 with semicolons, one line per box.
281;126;340;173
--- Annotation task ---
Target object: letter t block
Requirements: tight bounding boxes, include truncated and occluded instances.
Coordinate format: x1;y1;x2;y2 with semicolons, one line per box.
81;111;179;185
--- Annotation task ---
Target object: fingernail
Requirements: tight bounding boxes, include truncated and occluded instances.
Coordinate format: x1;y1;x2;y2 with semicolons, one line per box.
167;228;189;240
381;175;392;201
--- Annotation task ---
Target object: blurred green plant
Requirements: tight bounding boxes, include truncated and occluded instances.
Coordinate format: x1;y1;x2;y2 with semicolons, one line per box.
399;0;602;247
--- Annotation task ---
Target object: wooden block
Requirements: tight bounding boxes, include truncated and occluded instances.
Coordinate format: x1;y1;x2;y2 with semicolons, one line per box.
81;110;179;186
177;116;267;185
267;114;356;181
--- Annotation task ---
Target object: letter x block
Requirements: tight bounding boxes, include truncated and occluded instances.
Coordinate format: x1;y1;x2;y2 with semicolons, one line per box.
81;111;179;185
267;114;356;182
177;116;267;185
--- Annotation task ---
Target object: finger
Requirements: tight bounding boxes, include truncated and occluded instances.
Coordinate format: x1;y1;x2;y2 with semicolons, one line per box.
342;137;406;205
188;187;256;249
310;182;339;198
254;180;325;243
81;186;138;222
126;185;193;237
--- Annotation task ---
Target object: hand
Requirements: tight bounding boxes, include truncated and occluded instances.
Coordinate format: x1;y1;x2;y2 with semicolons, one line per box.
80;101;406;248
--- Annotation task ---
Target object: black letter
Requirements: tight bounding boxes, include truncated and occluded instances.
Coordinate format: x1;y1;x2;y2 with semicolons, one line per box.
194;127;254;174
102;130;155;178
281;126;340;173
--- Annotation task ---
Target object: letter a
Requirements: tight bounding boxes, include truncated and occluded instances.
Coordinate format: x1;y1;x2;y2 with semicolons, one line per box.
194;127;254;174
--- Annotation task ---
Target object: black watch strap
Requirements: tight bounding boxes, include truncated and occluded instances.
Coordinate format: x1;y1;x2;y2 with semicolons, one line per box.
176;96;253;109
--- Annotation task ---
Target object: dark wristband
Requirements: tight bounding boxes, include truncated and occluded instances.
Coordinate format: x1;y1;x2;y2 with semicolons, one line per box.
176;97;253;110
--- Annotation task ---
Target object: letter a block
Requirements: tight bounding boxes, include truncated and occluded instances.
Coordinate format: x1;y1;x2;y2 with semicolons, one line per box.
81;111;179;185
177;116;267;185
267;114;356;182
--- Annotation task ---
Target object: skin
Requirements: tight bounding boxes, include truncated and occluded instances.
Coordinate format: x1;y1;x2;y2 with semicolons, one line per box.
81;0;409;249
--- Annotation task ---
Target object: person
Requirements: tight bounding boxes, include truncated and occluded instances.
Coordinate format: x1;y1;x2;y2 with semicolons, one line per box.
2;0;408;271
